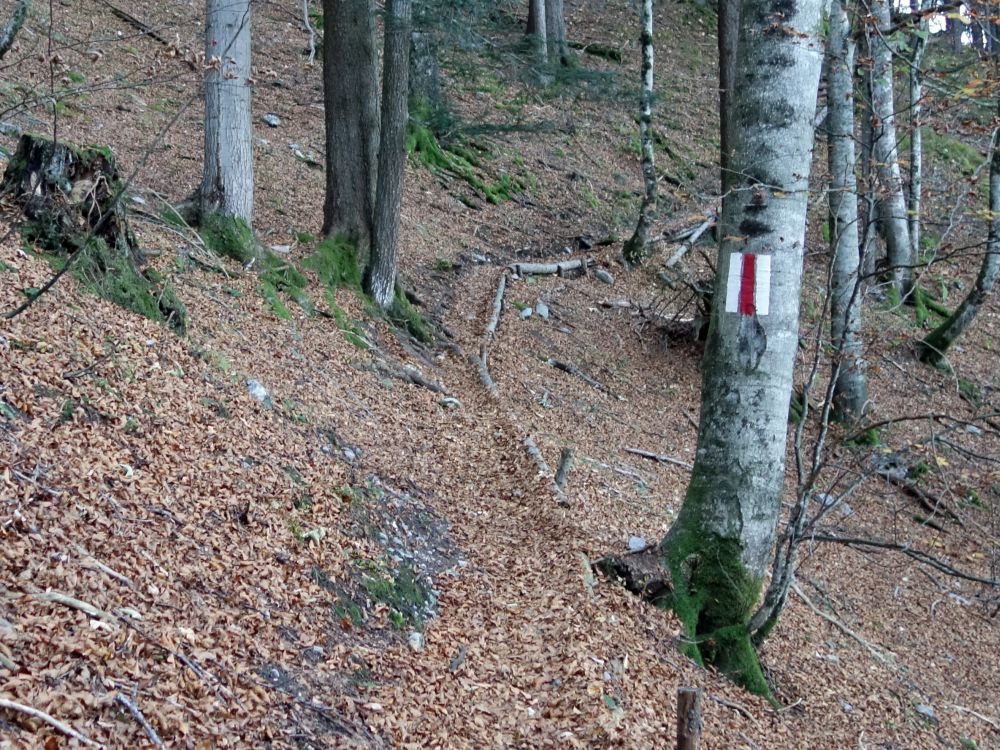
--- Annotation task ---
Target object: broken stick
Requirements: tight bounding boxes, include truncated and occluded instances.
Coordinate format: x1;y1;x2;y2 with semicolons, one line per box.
0;698;102;748
509;258;594;277
624;447;693;470
547;358;623;400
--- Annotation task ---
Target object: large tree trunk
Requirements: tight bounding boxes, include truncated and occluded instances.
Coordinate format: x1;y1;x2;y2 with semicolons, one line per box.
869;0;913;297
920;121;1000;367
544;0;568;65
908;0;927;261
718;0;739;194
201;0;253;224
322;0;379;253
529;0;548;65
828;0;868;422
365;0;412;310
0;0;29;59
622;0;655;266
658;0;824;696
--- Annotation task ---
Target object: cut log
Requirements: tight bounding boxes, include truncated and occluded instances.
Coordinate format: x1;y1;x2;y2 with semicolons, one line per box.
676;687;703;750
509;258;594;277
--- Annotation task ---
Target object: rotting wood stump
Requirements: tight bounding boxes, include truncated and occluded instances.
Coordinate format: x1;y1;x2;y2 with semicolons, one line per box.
1;133;135;251
1;133;185;331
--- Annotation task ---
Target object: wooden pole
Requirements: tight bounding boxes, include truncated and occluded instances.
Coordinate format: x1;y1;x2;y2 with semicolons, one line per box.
676;687;703;750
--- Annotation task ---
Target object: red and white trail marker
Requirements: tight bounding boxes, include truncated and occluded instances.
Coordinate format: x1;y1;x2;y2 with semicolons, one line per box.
725;252;771;316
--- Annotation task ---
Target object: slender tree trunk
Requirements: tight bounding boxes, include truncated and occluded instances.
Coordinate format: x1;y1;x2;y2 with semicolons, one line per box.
201;0;253;223
908;0;927;261
920;124;1000;366
544;0;568;65
658;0;824;696
322;0;379;253
859;58;880;278
622;0;655;266
0;0;29;59
868;0;913;297
947;16;963;53
828;0;868;421
529;0;548;65
718;0;739;194
365;0;412;309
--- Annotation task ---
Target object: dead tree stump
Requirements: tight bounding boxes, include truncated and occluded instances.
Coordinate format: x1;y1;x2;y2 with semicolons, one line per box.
676;687;703;750
0;134;185;330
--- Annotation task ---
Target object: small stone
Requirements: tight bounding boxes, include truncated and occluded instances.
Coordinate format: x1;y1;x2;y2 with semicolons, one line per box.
839;700;854;713
343;447;357;462
471;253;489;263
595;268;615;285
817;493;836;507
602;671;612;682
131;195;146;205
627;535;647;552
839;502;855;518
270;244;292;254
578;236;594;250
246;379;271;404
966;425;983;435
915;704;936;721
520;307;532;319
535;300;550;320
408;632;425;651
439;397;461;409
263;113;282;127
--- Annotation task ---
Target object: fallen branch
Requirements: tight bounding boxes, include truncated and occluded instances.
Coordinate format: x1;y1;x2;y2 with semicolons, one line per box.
75;544;134;588
547;358;623;400
878;472;962;526
509;258;594;277
0;698;103;747
665;213;716;267
524;436;569;506
948;704;1000;730
115;694;164;748
486;270;508;340
360;358;448;394
554;447;573;490
567;40;623;62
810;533;998;587
624;447;693;470
790;582;898;667
708;692;758;727
26;590;117;624
475;348;499;398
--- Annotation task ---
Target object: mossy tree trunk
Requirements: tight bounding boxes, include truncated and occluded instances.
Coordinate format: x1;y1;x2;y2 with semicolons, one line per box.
658;0;824;697
920;115;1000;367
365;0;412;310
0;0;29;59
827;0;868;422
622;0;656;266
322;0;380;254
201;0;253;224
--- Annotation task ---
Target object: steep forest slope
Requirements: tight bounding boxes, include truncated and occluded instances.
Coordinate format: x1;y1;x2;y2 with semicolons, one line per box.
1;0;998;748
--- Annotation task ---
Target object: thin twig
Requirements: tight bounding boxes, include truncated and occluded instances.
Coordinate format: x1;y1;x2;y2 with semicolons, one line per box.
115;694;164;748
791;582;898;667
0;698;103;747
624;447;693;470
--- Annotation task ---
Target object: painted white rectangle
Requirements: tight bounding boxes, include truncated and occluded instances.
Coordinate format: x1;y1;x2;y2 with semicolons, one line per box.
755;254;771;316
724;253;743;313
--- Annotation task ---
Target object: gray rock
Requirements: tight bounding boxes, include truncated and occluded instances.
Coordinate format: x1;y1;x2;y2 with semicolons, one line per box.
408;632;425;651
270;244;292;254
263;113;282;127
966;424;983;435
131;195;146;205
520;307;532;319
535;300;550;320
246;379;271;406
915;704;936;722
343;447;357;462
839;502;855;518
839;700;854;713
439;397;461;409
595;268;615;285
627;535;647;552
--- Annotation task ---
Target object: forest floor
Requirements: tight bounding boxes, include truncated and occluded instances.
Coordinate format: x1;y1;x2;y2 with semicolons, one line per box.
1;0;999;748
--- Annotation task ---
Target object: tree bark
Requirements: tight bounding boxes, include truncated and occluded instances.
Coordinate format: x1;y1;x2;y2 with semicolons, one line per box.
676;687;703;750
365;0;412;309
868;0;913;297
920;122;1000;367
828;0;868;421
622;0;656;266
718;0;739;194
0;0;29;59
947;16;963;53
908;0;927;261
201;0;253;224
529;0;548;65
322;0;379;253
659;0;824;696
544;0;568;65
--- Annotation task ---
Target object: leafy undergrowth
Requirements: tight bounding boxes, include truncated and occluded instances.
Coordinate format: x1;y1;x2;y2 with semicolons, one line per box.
1;3;999;750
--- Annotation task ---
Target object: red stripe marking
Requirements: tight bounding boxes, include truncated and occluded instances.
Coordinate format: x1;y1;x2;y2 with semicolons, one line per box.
738;253;756;316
